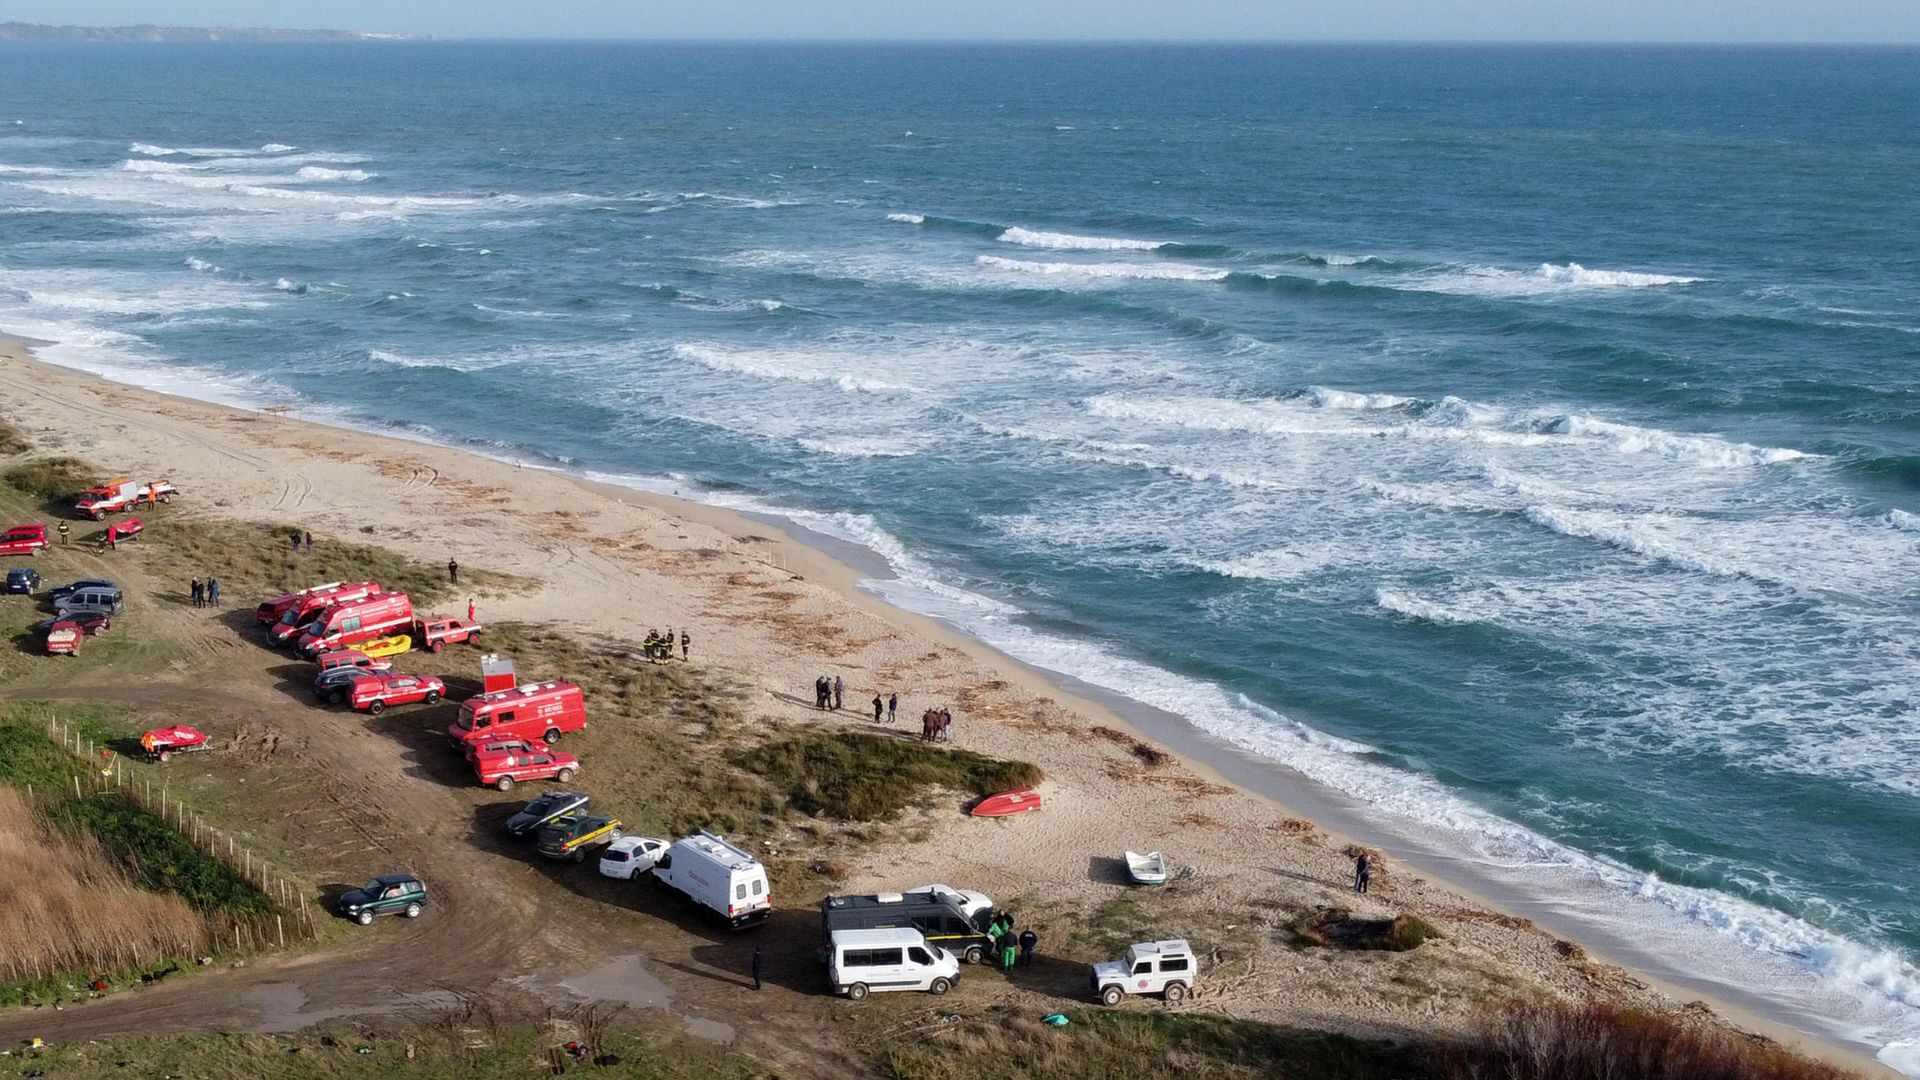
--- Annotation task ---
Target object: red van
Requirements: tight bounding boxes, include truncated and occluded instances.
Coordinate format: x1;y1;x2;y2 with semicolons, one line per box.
0;523;51;557
449;681;586;750
267;582;383;643
257;580;381;625
296;592;414;656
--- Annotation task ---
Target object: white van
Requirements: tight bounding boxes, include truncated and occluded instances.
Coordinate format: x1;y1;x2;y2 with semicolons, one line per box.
650;831;771;927
829;928;960;1000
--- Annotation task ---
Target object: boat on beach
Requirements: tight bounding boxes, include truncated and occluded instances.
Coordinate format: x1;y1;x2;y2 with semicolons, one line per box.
1125;850;1167;886
970;786;1041;817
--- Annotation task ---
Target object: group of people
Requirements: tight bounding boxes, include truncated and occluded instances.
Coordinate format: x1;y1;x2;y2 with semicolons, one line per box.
289;530;314;554
643;628;689;662
985;912;1038;971
813;674;843;710
188;577;221;608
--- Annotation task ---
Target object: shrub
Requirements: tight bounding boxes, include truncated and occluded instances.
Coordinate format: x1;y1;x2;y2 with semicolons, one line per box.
4;456;98;501
1289;908;1440;952
1432;999;1854;1080
738;732;1042;821
0;418;29;455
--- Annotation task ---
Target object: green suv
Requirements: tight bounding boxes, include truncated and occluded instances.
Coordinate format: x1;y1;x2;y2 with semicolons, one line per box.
338;873;427;925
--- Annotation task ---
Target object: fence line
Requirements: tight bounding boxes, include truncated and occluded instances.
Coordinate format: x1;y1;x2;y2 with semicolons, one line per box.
39;713;321;952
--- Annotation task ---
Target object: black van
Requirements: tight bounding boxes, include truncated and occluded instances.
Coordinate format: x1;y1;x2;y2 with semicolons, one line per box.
821;890;996;964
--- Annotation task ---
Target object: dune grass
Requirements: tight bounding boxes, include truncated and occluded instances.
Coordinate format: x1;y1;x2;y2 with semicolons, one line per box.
3;455;99;505
881;1006;1419;1080
1289;908;1442;952
737;731;1042;821
1434;999;1856;1080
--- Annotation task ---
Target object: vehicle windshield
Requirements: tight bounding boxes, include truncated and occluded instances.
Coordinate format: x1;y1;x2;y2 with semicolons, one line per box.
456;707;476;730
277;608;305;627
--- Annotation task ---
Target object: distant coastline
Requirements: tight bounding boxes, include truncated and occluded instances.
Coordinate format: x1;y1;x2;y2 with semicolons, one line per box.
0;21;413;43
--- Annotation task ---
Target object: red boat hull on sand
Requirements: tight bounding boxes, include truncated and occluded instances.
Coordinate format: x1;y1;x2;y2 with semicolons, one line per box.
971;787;1041;817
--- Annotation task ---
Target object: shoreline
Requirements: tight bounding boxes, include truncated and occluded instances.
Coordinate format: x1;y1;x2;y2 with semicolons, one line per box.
0;335;1899;1077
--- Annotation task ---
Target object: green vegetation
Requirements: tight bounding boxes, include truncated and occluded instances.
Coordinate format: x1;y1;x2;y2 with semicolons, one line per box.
1435;999;1856;1080
0;1020;762;1080
1289;909;1441;952
0;717;86;791
4;455;98;502
738;731;1043;821
53;793;276;915
134;515;527;609
880;1006;1420;1080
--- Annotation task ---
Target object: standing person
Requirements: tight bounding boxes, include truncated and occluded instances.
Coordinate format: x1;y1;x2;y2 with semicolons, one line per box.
467;598;475;623
207;577;220;608
941;707;954;741
680;629;690;661
190;579;203;608
750;945;765;991
57;521;69;545
887;692;897;723
290;531;301;554
813;676;828;710
1000;929;1018;972
447;558;459;586
1353;851;1372;895
303;531;313;553
872;695;883;723
662;627;673;661
1019;927;1038;968
832;675;844;711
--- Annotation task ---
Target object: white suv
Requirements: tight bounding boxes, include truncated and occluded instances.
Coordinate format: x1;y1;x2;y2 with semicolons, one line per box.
1091;938;1197;1005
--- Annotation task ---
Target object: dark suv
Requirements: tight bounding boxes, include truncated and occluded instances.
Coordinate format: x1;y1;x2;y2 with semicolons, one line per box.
505;790;589;838
337;873;427;925
4;567;40;595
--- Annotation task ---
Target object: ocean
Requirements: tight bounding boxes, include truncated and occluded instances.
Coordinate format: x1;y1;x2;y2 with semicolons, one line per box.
1;41;1917;1069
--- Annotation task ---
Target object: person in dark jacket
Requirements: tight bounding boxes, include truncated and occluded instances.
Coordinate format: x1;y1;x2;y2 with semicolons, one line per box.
680;629;690;660
207;577;220;607
832;675;844;710
1000;930;1018;971
1019;927;1038;967
750;944;765;991
1353;851;1372;894
872;695;883;722
190;579;203;608
887;692;898;722
447;558;459;585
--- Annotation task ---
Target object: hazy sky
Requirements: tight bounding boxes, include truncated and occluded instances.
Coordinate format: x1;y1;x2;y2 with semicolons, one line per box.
4;0;1917;43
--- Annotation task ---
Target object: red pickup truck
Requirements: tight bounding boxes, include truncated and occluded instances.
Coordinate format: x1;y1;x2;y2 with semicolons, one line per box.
416;615;482;653
347;671;445;714
473;746;580;791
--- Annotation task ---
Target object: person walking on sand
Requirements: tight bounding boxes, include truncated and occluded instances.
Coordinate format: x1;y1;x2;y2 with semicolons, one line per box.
887;692;898;723
448;558;459;586
872;695;883;723
1353;851;1372;895
680;629;690;661
750;944;765;991
467;598;476;623
207;577;219;608
190;579;203;608
1019;927;1037;968
832;675;844;711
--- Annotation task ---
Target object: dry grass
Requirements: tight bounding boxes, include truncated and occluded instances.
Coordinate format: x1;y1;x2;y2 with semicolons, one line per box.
1288;908;1441;951
1433;999;1856;1080
0;788;209;985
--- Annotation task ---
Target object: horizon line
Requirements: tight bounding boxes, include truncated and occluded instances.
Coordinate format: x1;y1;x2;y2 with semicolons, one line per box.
6;34;1920;48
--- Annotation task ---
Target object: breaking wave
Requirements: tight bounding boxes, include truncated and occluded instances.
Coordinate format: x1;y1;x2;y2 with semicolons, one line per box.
296;166;375;182
996;226;1167;252
977;255;1228;282
1374;588;1483;626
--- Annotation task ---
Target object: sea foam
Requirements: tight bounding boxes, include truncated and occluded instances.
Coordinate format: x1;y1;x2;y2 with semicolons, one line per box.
996;226;1167;251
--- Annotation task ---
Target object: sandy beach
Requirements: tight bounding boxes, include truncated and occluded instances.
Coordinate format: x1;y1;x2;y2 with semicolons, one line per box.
0;335;1893;1077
